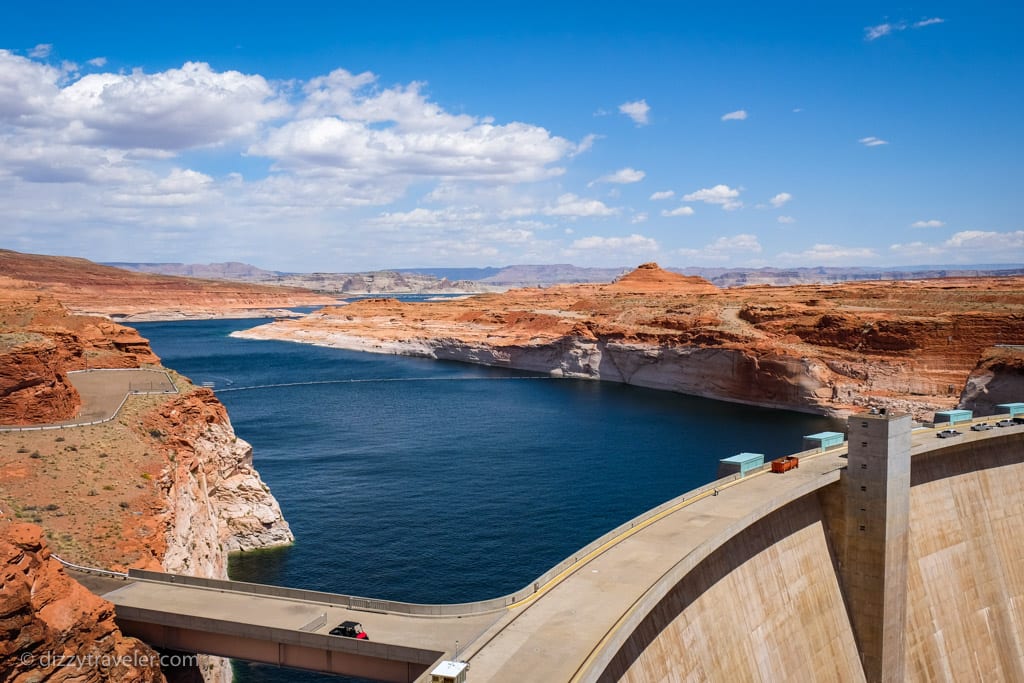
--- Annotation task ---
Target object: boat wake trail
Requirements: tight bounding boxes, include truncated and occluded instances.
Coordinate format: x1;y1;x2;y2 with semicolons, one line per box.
213;376;558;393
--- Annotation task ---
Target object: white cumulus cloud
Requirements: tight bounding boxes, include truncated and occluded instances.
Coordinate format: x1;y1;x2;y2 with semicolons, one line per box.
571;233;659;252
769;192;792;208
778;244;878;262
51;61;289;150
721;110;748;121
890;230;1024;264
683;184;742;210
590;167;645;185
618;99;650;126
542;193;618;217
661;206;695;217
911;219;945;228
254;68;574;184
649;190;674;201
679;234;762;262
28;44;52;59
777;215;795;224
945;230;1024;249
571;133;599;157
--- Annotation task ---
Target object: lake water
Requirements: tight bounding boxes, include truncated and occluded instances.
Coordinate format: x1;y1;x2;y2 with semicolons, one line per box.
134;316;843;682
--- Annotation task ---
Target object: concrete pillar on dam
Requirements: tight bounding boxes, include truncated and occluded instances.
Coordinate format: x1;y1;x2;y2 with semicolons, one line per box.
840;410;911;683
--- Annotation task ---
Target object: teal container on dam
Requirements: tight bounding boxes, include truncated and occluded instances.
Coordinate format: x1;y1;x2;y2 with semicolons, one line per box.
718;452;765;478
997;403;1024;418
934;409;972;426
803;431;845;452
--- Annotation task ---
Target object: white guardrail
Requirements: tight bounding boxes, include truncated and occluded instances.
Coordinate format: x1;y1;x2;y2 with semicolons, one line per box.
0;369;178;433
51;553;129;579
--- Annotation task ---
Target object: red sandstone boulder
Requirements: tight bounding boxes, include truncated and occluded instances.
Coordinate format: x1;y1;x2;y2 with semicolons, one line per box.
0;521;167;682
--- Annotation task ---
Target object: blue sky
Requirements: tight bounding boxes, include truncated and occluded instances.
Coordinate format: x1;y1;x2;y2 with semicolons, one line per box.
1;2;1021;271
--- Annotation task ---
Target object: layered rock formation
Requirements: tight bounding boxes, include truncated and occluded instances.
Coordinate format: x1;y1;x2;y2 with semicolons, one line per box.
0;522;166;683
0;249;335;321
236;263;1024;419
0;274;292;683
0;276;160;424
107;260;494;295
147;389;294;576
958;345;1024;415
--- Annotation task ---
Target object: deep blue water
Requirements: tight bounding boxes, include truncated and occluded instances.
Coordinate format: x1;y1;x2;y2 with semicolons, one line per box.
134;316;843;682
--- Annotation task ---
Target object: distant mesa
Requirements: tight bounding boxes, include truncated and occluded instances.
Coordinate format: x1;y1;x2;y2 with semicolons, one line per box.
0;249;333;321
608;262;718;293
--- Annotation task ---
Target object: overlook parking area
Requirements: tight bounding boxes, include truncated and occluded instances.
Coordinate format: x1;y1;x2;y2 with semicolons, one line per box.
0;368;177;431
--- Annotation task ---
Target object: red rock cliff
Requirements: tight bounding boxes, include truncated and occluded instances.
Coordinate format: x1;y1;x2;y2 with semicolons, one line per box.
0;276;160;425
0;270;292;683
236;264;1024;419
0;521;166;683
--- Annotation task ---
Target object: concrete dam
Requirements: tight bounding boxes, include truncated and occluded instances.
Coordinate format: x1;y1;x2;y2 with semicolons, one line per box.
94;414;1024;682
602;416;1024;683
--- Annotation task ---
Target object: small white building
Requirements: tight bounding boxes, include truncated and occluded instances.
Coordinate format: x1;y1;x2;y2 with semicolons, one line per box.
430;660;469;683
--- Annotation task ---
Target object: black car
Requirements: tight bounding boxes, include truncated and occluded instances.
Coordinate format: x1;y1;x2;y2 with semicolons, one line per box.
330;620;369;640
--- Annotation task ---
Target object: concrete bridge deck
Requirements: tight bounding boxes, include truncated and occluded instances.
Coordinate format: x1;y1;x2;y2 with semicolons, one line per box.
90;418;1024;682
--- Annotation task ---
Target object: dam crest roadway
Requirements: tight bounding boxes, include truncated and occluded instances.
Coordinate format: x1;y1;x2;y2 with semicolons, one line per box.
73;413;1024;683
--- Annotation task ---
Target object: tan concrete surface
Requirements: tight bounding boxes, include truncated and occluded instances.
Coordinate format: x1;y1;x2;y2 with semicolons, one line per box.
462;449;852;682
608;494;865;683
103;579;501;655
96;419;1024;682
905;433;1024;682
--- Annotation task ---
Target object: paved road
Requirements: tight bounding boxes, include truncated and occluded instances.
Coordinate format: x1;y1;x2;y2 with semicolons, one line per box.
89;417;1023;682
104;578;503;661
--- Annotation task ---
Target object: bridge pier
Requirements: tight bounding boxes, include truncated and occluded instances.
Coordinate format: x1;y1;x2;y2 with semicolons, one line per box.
837;411;911;682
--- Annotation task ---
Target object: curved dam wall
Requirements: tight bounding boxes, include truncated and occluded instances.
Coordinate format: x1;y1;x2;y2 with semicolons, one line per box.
597;433;1024;682
905;435;1024;681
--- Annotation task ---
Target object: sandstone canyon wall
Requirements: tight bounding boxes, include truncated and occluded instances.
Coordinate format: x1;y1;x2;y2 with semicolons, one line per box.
235;264;1024;419
0;278;292;683
0;249;335;321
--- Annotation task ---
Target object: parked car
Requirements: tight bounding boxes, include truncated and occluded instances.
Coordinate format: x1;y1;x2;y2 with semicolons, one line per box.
937;429;961;438
970;422;992;431
330;621;369;640
996;419;1015;427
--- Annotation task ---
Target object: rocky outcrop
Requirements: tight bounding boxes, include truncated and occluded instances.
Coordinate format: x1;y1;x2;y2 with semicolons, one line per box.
235;265;1024;420
959;346;1024;415
0;271;293;683
146;390;293;577
0;522;166;683
0;277;163;425
0;334;81;425
133;390;292;683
